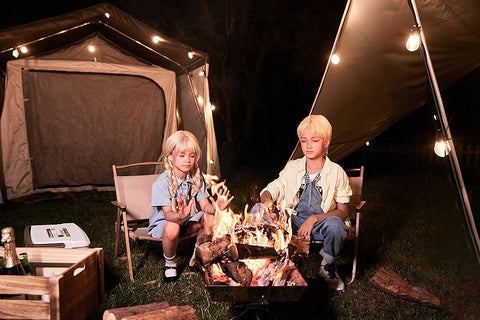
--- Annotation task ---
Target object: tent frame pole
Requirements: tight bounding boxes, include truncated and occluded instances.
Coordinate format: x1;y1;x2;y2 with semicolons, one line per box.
408;0;480;265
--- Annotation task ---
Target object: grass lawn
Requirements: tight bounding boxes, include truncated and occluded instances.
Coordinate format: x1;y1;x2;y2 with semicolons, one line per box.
1;162;479;319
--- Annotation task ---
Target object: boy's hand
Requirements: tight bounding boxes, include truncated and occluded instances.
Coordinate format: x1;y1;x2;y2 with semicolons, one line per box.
297;216;316;237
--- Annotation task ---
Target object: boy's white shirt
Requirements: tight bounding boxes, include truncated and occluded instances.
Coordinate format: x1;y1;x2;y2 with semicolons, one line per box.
261;156;352;215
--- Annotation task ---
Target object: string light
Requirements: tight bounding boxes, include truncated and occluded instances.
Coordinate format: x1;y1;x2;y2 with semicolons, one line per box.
331;53;340;64
12;49;19;58
210;104;216;111
104;12;111;19
188;51;194;59
19;46;28;54
365;141;370;147
198;69;205;77
197;96;204;105
434;139;450;157
406;27;420;52
88;45;96;53
152;35;165;44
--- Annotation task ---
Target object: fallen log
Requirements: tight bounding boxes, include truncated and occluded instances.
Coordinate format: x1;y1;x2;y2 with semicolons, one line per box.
103;302;170;320
103;303;197;320
370;267;441;308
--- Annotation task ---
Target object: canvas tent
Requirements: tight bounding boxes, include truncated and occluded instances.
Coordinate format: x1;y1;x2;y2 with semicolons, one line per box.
290;0;480;261
0;3;220;202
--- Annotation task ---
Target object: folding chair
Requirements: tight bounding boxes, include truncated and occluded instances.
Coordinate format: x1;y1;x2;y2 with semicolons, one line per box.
112;162;197;282
312;166;366;285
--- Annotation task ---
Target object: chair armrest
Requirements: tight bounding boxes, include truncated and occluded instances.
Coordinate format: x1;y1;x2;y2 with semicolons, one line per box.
111;200;127;210
356;200;366;212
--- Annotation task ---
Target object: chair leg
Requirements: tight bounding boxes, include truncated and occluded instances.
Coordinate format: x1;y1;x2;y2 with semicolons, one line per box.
114;209;121;257
122;211;134;282
348;211;361;285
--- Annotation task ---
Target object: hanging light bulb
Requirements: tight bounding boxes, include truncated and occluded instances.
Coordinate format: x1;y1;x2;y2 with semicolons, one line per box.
210;104;216;111
434;139;451;157
331;53;340;64
188;51;194;59
88;45;96;53
20;46;28;54
152;35;165;44
12;48;19;58
104;12;111;19
406;29;420;52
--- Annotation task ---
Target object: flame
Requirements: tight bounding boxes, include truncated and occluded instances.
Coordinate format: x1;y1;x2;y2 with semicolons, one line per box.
207;177;292;252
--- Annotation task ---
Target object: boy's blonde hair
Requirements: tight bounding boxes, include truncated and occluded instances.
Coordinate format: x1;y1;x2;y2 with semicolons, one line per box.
297;114;332;149
161;130;203;210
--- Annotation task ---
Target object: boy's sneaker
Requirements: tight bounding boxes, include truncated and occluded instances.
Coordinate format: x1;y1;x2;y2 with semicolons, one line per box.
319;262;345;291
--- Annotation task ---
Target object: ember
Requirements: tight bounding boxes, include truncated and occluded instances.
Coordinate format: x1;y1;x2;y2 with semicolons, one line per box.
198;175;308;290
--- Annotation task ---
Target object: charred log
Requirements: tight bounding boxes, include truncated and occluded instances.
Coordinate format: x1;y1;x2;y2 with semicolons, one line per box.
234;223;287;243
222;260;253;286
236;243;280;259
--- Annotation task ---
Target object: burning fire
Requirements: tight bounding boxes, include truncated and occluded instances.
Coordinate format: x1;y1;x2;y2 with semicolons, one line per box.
201;174;306;287
204;173;292;251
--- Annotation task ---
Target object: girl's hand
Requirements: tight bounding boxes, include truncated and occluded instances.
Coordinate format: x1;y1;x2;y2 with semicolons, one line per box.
211;187;234;211
176;194;194;220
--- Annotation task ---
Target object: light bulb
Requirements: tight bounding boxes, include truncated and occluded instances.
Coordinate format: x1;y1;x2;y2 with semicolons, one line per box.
197;96;204;105
20;46;28;54
331;54;340;64
188;51;194;59
406;32;420;52
434;140;450;157
152;36;164;44
104;12;110;19
210;104;216;111
88;45;96;53
12;49;19;58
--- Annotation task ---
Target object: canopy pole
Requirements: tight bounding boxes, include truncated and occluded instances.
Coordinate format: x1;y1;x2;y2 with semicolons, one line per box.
408;0;480;265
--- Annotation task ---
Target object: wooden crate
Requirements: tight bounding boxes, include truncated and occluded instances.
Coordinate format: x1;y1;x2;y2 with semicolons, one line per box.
0;247;104;320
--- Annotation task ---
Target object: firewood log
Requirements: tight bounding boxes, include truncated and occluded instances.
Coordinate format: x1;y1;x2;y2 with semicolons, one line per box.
103;302;170;320
195;234;238;266
370;267;441;308
236;243;280;259
122;306;197;320
288;235;310;258
222;260;253;286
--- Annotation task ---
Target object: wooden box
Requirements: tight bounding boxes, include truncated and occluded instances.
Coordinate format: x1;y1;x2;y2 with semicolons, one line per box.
0;247;104;320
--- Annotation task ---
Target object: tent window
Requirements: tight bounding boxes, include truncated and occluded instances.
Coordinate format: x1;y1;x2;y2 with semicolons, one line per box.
22;70;166;188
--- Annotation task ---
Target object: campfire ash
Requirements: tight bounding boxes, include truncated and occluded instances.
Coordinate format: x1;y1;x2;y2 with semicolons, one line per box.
197;175;309;288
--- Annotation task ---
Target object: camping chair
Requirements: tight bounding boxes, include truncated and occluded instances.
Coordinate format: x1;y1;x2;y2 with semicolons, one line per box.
312;166;366;285
112;162;197;282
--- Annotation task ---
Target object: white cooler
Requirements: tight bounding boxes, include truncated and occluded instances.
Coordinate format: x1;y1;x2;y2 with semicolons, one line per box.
24;223;90;248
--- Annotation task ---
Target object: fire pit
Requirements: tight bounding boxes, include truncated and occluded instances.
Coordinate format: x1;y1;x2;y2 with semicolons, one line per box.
197;176;310;304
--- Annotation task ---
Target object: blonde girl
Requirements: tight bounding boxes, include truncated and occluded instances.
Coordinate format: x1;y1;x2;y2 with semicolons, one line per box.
148;130;232;281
